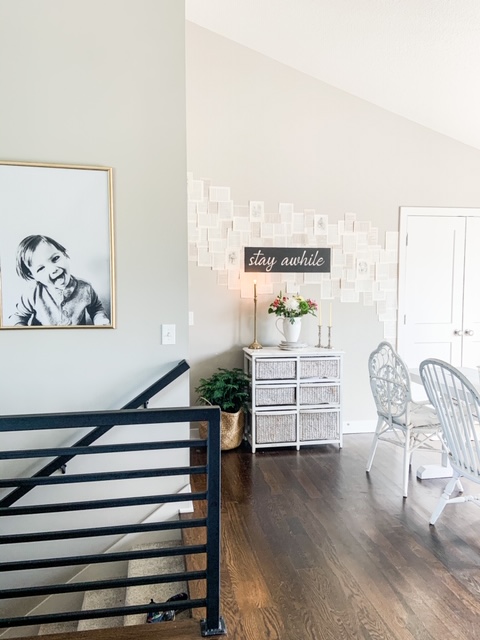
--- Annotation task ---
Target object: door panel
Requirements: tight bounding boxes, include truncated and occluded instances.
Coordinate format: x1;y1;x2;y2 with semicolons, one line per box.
399;216;465;368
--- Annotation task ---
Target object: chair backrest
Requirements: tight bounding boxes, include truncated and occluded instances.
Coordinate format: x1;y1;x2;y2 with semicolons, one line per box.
420;359;480;480
368;341;412;421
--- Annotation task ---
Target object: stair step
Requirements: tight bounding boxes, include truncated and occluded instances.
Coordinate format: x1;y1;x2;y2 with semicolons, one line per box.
123;541;188;626
77;585;126;631
37;541;190;635
180;496;207;620
38;620;79;636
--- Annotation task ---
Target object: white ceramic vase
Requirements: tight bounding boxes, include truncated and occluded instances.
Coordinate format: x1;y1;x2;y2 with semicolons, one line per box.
276;316;302;343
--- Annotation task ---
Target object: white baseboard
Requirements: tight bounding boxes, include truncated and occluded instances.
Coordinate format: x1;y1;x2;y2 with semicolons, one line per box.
178;482;194;514
192;421;375;437
343;420;376;434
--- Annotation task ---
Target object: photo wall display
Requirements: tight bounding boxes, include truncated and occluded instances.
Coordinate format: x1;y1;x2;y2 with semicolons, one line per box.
0;161;115;329
187;172;398;342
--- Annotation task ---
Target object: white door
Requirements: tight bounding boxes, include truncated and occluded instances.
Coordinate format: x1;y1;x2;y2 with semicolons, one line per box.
398;207;480;369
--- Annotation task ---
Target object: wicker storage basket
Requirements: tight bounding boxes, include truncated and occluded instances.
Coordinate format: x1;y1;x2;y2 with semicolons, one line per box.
199;409;245;450
256;359;297;380
255;385;296;406
255;412;296;444
300;358;340;380
299;384;340;405
299;410;340;441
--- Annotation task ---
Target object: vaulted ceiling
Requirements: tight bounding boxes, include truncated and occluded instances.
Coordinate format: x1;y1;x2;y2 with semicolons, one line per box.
186;0;480;150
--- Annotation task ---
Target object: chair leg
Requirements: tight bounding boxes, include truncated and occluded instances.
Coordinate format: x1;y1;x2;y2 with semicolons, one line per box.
366;418;383;472
403;438;411;498
430;474;460;525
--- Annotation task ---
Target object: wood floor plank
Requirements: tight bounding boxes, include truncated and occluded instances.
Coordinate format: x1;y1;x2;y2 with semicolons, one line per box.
222;502;273;610
180;494;206;621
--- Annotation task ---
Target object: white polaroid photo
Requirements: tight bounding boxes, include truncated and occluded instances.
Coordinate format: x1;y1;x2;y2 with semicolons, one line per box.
249;201;264;220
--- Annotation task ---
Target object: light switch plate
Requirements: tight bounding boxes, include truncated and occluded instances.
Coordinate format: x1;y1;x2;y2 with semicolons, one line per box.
161;324;176;345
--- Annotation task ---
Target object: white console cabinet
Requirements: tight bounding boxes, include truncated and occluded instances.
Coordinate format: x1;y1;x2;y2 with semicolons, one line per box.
243;347;344;452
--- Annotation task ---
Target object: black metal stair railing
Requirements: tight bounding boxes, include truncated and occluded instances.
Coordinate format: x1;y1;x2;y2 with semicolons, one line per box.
0;404;227;637
0;358;190;510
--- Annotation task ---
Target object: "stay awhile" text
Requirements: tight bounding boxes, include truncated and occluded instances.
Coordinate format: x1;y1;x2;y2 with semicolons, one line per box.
244;247;331;273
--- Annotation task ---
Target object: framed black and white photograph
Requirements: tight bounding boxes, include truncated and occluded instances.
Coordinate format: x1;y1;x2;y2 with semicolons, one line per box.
0;161;115;329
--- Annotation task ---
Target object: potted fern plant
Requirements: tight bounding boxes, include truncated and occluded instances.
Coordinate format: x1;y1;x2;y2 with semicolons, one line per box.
195;367;250;450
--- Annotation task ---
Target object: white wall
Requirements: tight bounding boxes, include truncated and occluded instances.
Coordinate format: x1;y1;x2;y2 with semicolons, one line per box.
185;21;480;427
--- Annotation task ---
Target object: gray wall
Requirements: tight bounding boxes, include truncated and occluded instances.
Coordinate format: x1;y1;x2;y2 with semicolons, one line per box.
0;6;190;622
0;1;189;416
185;21;480;427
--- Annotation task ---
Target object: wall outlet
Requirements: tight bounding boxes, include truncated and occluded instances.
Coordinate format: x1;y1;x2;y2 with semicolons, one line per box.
161;324;176;345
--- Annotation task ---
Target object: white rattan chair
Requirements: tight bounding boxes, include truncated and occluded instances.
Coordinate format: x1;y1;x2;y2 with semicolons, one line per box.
420;359;480;525
366;342;441;498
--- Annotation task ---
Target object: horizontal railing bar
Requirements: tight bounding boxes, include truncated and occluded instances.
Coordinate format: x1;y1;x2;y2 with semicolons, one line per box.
0;544;207;572
0;441;207;461
0;570;207;599
0;465;207;487
0;406;218;432
0;491;207;517
0;402;217;509
0;518;207;544
0;598;207;629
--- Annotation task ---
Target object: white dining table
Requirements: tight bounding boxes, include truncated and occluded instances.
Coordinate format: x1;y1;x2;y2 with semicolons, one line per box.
409;366;480;392
409;366;480;479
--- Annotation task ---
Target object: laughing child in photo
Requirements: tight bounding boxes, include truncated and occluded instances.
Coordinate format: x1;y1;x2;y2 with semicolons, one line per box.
10;234;110;326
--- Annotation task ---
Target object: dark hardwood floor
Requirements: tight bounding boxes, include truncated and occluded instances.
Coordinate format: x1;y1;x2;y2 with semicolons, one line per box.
18;435;480;640
187;434;480;640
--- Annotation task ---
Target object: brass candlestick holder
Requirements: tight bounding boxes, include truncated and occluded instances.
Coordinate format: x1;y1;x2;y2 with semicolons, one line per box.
249;289;262;349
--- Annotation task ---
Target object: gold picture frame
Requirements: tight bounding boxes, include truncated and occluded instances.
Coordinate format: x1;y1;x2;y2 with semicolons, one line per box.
0;161;115;329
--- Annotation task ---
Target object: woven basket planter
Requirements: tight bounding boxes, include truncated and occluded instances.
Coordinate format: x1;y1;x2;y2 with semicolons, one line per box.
199;409;245;450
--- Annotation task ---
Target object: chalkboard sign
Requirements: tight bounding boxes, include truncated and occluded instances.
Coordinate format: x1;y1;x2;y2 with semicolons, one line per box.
244;247;331;273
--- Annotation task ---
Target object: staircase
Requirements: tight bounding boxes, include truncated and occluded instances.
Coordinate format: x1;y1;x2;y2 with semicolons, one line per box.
37;542;190;636
0;403;225;639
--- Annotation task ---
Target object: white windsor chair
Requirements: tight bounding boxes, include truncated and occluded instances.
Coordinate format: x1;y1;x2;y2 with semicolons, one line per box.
420;359;480;525
366;342;441;498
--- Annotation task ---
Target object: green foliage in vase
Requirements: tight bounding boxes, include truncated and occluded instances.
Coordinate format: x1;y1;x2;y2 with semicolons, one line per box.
195;367;250;413
268;291;317;319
